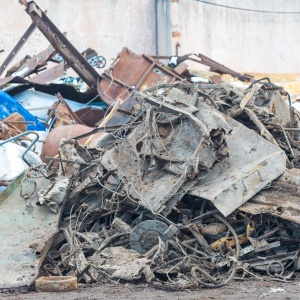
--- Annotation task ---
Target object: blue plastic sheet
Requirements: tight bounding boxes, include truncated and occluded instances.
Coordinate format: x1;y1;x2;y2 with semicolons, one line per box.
0;90;45;131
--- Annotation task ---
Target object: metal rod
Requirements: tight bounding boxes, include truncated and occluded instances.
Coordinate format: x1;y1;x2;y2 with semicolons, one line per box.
4;121;35;124
0;21;38;77
284;128;300;131
0;131;39;166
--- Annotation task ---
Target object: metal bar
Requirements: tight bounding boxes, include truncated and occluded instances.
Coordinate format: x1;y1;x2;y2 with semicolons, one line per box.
4;121;35;124
135;62;156;90
196;54;253;82
0;131;39;166
20;1;101;89
103;73;134;90
151;55;172;59
152;53;253;83
284;128;300;131
143;54;185;80
0;21;38;77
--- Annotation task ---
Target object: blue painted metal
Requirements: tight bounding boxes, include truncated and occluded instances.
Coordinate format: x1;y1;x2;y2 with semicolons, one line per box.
0;90;45;131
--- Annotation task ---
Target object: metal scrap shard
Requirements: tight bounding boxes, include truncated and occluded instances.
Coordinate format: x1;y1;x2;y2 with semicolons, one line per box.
101;94;231;215
239;168;300;224
0;172;65;290
188;116;286;217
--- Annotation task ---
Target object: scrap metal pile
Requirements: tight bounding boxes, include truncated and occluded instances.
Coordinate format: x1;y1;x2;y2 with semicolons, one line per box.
1;0;300;293
35;83;298;289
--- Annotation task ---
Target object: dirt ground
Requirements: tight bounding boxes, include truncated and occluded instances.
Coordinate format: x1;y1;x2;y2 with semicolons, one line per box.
1;280;300;300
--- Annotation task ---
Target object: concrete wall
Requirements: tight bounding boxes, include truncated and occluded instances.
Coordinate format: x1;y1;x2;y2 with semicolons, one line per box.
0;0;157;71
0;0;299;74
174;0;300;73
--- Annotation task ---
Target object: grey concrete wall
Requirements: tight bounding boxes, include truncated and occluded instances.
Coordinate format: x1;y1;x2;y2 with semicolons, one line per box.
175;0;300;73
0;0;157;71
0;0;300;74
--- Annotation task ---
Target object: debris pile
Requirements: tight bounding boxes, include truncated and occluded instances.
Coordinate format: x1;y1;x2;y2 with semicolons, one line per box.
34;84;298;290
1;0;300;293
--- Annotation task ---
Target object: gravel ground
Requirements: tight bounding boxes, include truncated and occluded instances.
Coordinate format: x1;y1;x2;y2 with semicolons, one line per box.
1;280;300;300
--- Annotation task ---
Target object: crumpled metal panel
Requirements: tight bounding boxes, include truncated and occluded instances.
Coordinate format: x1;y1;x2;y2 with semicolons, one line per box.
101;99;231;215
0;172;64;290
88;247;153;282
188;116;286;217
239;169;300;224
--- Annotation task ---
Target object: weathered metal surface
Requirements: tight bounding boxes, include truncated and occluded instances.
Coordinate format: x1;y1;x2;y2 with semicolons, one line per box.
88;247;152;282
239;169;300;224
155;53;253;82
40;124;93;163
29;61;65;84
1;113;27;139
45;93;85;128
188;116;286;217
101;97;231;215
75;107;105;127
130;220;178;254
35;83;297;289
0;172;64;290
195;53;253;82
244;252;296;273
97;48;184;107
38;177;70;213
11;44;56;78
201;223;226;236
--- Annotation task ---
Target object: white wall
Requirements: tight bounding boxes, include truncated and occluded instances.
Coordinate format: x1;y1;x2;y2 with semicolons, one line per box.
0;0;157;71
0;0;300;74
175;0;300;73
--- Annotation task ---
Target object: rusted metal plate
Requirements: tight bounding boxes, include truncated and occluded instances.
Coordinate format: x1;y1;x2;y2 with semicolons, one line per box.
194;53;253;82
0;172;64;290
30;62;65;84
45;93;85;128
188;116;286;217
40;124;93;162
75;107;105;127
11;44;56;78
97;48;184;106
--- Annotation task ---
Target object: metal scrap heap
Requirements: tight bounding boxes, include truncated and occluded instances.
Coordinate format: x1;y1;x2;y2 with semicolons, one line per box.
3;80;300;291
1;0;300;293
42;83;300;288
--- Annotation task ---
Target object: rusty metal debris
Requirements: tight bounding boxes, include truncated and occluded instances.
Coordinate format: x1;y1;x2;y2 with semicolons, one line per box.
1;0;300;294
35;276;78;292
2;81;298;292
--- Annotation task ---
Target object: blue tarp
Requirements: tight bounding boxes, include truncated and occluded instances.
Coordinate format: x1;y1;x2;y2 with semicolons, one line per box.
0;90;45;131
